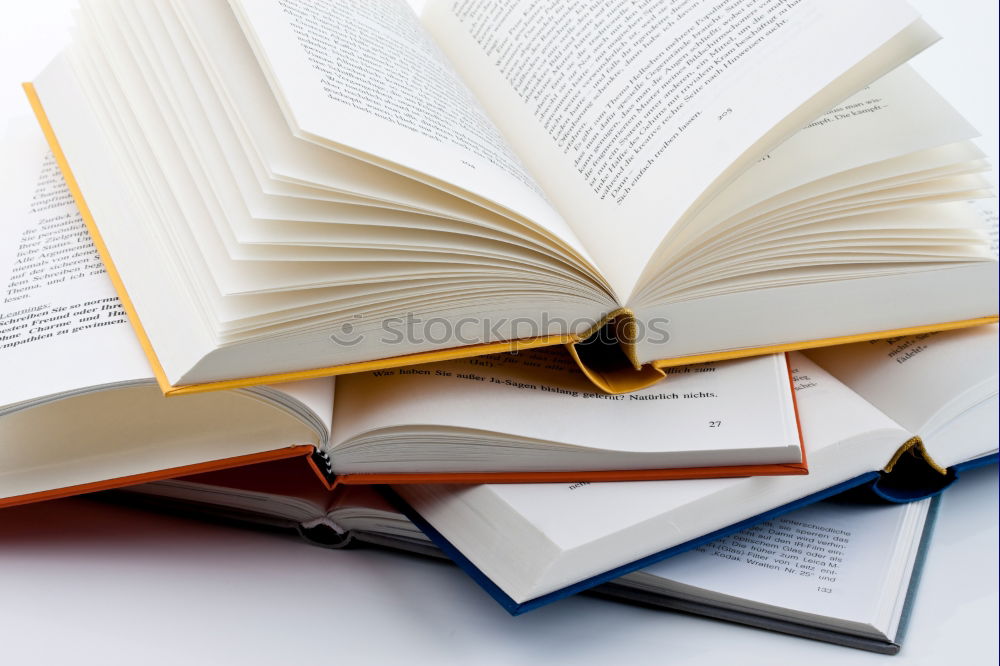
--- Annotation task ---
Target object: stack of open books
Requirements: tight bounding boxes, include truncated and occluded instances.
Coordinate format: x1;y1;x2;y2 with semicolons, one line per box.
1;0;997;655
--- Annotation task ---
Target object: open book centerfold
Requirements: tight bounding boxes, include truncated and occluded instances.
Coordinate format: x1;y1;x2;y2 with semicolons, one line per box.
23;0;999;392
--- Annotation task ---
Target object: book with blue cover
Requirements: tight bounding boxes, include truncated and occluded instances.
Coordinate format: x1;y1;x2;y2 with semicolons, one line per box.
388;324;997;612
120;324;997;624
116;451;979;654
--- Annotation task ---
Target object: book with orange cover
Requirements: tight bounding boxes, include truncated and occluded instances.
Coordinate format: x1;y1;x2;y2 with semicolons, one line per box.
115;323;998;629
0;119;809;510
24;0;997;396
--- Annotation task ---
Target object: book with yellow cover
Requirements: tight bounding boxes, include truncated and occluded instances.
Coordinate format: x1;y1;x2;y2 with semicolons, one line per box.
27;0;998;395
0;120;808;509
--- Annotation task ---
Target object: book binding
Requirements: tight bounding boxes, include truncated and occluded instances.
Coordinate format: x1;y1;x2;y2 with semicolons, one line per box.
24;81;998;397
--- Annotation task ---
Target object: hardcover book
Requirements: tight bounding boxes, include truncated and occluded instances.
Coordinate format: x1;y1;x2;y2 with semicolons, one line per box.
390;325;997;611
25;0;998;395
114;478;942;654
117;323;998;615
0;120;807;509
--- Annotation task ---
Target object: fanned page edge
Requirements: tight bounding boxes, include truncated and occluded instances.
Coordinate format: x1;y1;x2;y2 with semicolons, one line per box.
332;459;808;485
649;316;1000;370
25;82;1000;396
23;82;175;392
22;81;580;392
339;351;809;483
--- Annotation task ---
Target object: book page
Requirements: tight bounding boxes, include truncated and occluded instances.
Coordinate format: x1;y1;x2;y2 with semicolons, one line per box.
0;119;151;410
424;0;924;298
446;354;900;550
227;0;591;267
704;65;979;213
974;200;1000;256
804;321;998;441
625;498;929;632
395;353;910;599
331;348;799;461
0;119;336;439
643;65;982;272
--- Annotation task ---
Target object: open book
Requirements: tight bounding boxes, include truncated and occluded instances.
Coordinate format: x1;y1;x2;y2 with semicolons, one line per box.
114;474;939;654
390;322;998;611
0;121;806;509
25;0;998;394
110;321;998;614
598;497;938;654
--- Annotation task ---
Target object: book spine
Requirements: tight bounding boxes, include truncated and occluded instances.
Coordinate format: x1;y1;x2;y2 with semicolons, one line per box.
309;449;338;487
871;438;957;502
296;523;355;549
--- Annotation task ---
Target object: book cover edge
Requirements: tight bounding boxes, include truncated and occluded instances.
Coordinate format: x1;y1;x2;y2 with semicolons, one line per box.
650;316;1000;370
382;456;996;615
0;444;316;510
377;473;883;616
23;81;175;395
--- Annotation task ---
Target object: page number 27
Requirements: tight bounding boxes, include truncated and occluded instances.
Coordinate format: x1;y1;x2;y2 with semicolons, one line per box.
708;420;722;428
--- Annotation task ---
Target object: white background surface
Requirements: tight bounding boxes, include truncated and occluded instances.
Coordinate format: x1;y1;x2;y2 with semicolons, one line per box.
0;1;996;664
0;467;994;665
